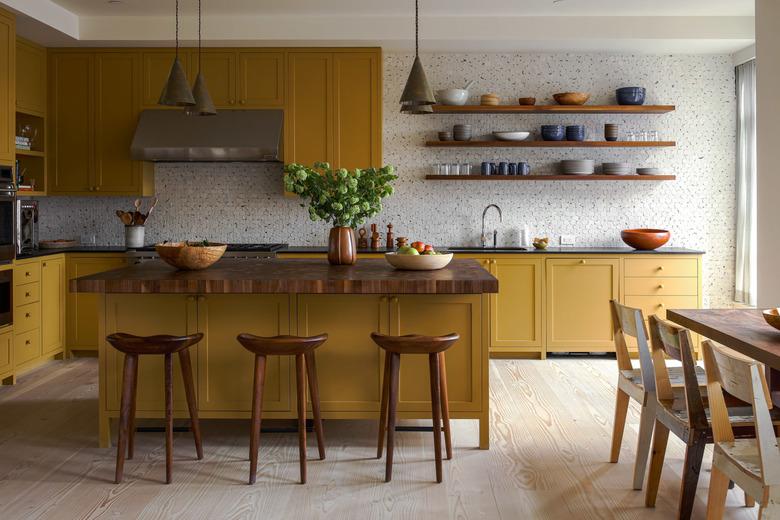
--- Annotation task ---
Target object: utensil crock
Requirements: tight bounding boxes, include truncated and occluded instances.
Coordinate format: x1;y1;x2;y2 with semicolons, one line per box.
125;225;145;249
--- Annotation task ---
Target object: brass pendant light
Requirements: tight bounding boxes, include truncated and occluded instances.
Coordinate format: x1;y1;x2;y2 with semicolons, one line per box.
189;0;216;115
159;0;195;107
400;0;435;114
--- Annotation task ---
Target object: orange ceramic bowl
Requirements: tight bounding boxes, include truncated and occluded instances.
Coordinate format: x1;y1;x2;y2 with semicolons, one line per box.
620;229;670;250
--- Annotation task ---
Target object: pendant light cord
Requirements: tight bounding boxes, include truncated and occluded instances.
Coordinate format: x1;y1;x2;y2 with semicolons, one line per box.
198;0;202;73
174;0;180;59
415;0;419;58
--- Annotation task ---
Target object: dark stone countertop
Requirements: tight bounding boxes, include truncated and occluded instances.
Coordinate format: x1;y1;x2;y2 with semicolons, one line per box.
282;246;705;255
16;246;131;259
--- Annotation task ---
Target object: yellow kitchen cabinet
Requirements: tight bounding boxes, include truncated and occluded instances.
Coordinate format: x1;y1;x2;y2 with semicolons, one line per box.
546;257;620;352
285;52;332;167
297;294;388;412
41;255;65;356
140;51;190;108
189;50;237;108
104;294;197;412
238;51;284;107
66;254;128;354
16;38;46;117
14;328;39;367
0;9;14;165
197;294;291;412
0;327;13;384
487;258;543;353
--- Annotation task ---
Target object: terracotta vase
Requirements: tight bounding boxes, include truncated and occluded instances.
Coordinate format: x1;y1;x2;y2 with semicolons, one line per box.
327;226;357;265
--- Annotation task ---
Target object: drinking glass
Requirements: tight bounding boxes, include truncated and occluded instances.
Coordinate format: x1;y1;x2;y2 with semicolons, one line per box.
450;163;460;176
626;131;636;142
648;130;659;141
432;163;442;176
440;163;450;176
460;163;471;176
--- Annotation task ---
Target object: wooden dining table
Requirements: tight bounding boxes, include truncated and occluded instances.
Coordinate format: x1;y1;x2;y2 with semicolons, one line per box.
667;308;780;406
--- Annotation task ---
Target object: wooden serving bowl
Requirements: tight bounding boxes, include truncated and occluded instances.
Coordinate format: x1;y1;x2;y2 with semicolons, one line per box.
553;92;590;105
155;241;227;270
518;97;536;105
763;308;780;331
385;252;453;271
620;229;670;250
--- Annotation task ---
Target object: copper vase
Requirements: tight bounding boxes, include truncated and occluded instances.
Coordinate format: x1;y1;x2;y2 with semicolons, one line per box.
327;226;357;265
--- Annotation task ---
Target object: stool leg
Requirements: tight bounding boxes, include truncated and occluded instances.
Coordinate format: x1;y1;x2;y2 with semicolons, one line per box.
164;352;174;484
428;353;443;483
438;352;452;460
305;352;325;460
249;354;266;485
115;353;138;484
178;349;203;460
377;350;391;459
385;352;400;483
127;354;139;460
295;354;307;484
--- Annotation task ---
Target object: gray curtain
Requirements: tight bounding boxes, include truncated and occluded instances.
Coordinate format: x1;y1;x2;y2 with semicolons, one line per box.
735;59;757;305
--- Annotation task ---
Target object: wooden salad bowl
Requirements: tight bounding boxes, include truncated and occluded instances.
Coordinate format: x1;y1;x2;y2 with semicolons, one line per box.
620;229;670;250
155;241;227;270
553;92;590;105
763;308;780;331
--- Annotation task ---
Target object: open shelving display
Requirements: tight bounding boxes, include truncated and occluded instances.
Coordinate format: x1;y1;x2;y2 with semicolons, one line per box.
15;110;46;196
426;140;675;148
426;174;676;181
430;104;675;114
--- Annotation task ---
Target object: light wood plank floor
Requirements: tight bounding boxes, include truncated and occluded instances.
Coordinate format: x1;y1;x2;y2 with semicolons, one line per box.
0;357;758;519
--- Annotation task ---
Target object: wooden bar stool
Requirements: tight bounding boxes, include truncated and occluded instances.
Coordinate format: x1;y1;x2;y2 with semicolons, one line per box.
236;333;327;485
106;332;204;485
371;332;459;483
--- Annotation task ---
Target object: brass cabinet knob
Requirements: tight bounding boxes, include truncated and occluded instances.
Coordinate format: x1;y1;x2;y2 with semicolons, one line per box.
580;259;586;264
658;284;665;289
25;313;30;318
390;296;398;303
239;99;246;104
25;292;30;297
229;99;235;105
95;186;100;191
380;296;387;302
658;303;666;308
42;262;47;267
25;272;30;277
658;266;664;271
25;340;30;345
491;259;497;265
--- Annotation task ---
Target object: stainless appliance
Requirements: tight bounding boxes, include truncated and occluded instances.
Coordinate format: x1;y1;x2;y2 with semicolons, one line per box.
128;243;287;263
0;166;15;263
16;200;38;254
0;269;10;327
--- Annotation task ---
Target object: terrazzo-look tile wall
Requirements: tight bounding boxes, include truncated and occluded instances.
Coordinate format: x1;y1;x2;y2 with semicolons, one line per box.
36;52;736;306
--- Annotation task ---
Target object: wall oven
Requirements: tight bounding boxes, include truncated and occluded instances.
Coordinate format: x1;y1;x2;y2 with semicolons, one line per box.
0;269;11;327
0;165;15;264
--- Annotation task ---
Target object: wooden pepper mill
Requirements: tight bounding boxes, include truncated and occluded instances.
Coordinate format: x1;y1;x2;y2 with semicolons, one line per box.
385;224;395;250
396;237;408;249
370;223;381;250
357;227;368;249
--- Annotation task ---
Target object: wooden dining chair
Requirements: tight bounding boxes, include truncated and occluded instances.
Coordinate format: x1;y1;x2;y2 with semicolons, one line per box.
644;316;766;519
703;340;780;519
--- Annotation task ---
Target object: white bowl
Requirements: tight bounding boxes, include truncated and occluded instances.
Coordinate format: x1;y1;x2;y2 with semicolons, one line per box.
435;89;469;106
493;131;531;141
385;252;454;271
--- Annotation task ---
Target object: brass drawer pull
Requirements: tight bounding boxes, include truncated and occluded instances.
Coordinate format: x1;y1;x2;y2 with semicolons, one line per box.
25;340;31;345
25;272;31;277
657;266;664;271
658;284;665;289
25;313;30;318
580;259;586;264
25;292;30;297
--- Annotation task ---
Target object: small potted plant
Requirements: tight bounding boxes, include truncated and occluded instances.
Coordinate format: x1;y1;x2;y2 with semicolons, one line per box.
284;162;397;265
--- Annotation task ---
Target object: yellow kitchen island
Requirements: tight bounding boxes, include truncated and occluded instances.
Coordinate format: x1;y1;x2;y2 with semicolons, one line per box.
72;258;498;449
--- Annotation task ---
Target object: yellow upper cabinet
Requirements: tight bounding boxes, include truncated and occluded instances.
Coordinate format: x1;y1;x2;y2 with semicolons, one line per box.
0;10;14;165
285;52;332;167
140;51;190;108
238;51;284;107
16;38;45;117
189;50;237;108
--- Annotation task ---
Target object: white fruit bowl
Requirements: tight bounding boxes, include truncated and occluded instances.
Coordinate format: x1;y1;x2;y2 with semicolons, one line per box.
493;131;530;141
385;252;454;271
435;89;469;106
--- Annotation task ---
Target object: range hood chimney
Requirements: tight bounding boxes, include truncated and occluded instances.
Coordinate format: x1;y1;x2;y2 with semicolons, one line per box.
131;109;283;162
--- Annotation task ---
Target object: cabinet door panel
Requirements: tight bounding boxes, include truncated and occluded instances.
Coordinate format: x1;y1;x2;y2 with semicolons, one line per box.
190;51;236;107
297;294;387;412
197;295;291;412
285;52;332;166
332;52;381;169
41;257;65;355
546;258;619;352
238;51;284;107
105;295;196;412
0;13;12;164
141;51;190;108
490;259;542;349
49;53;93;193
95;53;141;193
390;295;482;412
0;330;11;375
16;39;46;116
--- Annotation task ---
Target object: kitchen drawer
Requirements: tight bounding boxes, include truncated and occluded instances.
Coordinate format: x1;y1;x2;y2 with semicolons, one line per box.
14;302;40;334
624;258;698;278
624;277;698;296
624;295;699;321
15;262;41;285
14;329;41;366
14;282;40;306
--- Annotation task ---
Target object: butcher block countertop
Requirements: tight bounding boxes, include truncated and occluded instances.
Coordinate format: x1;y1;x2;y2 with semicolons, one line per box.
71;258;499;295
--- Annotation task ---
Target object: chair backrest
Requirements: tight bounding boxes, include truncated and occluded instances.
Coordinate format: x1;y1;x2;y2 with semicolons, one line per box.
702;340;780;485
610;300;655;393
648;316;707;429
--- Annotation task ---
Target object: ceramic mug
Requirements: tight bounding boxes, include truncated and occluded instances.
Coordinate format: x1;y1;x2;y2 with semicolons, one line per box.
498;162;509;175
517;162;530;176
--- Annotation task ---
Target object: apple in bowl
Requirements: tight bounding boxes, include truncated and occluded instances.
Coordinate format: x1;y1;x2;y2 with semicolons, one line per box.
386;242;453;270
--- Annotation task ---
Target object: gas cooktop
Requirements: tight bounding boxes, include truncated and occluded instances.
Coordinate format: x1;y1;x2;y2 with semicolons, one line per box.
136;243;288;252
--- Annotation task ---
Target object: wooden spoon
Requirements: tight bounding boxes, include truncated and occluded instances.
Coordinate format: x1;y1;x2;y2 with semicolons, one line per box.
145;197;159;221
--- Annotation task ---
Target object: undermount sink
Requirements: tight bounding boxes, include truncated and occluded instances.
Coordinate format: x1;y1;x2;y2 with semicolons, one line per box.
447;246;528;251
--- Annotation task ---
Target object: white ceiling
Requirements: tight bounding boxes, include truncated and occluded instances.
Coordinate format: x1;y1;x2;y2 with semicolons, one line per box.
50;0;755;17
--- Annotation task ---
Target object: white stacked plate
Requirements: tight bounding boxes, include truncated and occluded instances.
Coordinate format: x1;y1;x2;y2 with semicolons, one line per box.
637;167;665;175
560;159;595;175
602;162;631;175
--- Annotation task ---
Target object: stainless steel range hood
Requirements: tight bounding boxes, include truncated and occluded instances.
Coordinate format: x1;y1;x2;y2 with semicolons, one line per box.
131;109;283;162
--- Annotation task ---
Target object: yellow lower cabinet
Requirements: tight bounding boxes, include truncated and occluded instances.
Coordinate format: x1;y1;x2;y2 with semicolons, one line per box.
14;328;40;367
41;256;65;356
390;294;482;413
623;295;699;323
197;294;291;413
105;294;197;412
488;258;543;353
545;258;619;352
297;294;388;412
0;328;12;381
67;254;128;353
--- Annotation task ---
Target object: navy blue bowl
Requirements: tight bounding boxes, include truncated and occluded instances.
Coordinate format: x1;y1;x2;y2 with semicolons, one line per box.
616;87;646;105
541;125;565;141
565;125;585;141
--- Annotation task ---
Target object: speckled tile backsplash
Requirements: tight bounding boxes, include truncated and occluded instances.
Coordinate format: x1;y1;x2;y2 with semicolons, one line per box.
35;52;736;306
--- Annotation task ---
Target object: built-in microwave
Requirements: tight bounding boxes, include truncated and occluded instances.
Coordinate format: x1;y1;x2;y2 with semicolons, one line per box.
0;166;15;264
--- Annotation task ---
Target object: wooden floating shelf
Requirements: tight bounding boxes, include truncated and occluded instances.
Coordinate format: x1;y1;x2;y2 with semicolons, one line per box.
426;140;675;148
425;175;676;181
15;149;45;157
431;104;675;114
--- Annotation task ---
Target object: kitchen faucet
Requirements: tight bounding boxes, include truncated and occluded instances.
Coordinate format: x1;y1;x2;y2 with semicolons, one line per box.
481;204;503;248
